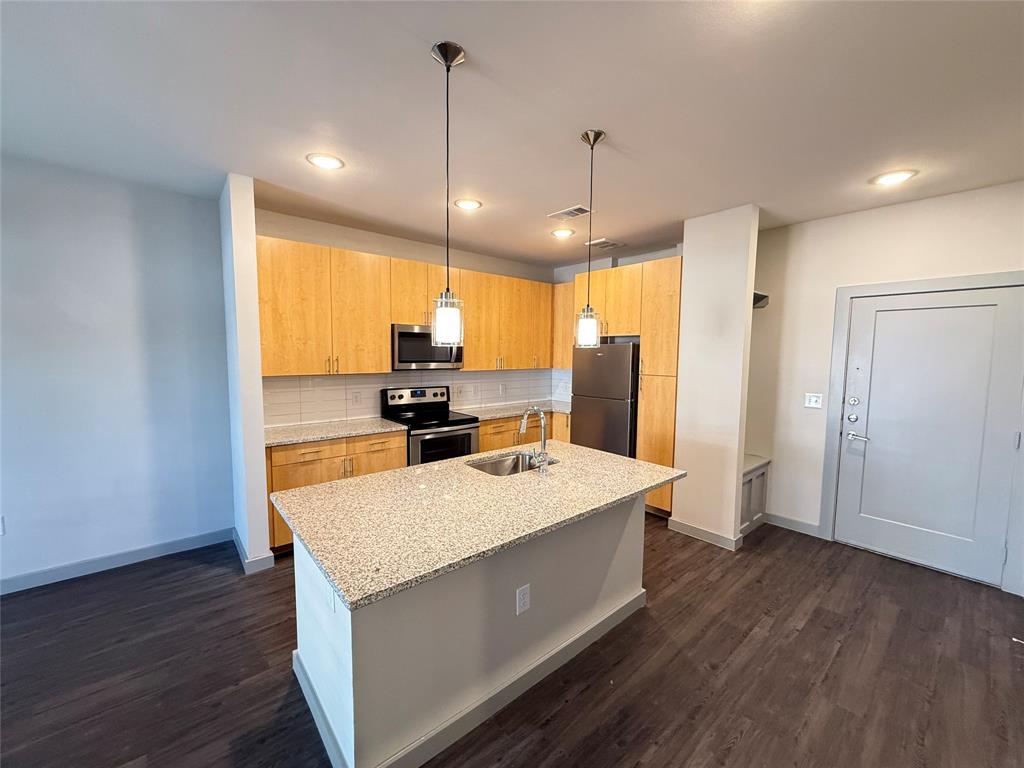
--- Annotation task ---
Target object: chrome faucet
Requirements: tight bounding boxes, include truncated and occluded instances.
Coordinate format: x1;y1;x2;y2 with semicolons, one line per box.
519;406;549;473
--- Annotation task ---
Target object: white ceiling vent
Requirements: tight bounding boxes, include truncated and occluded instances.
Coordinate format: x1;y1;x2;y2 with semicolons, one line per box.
547;204;591;220
585;237;624;250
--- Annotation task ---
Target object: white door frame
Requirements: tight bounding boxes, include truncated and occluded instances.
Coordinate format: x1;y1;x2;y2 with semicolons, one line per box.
819;271;1024;595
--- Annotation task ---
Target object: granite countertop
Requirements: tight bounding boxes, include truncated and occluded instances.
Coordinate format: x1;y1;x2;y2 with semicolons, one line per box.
271;440;684;610
265;418;406;447
743;454;771;475
461;400;571;421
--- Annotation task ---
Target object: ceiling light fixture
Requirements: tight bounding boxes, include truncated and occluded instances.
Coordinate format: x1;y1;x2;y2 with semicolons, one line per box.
430;41;466;348
575;130;606;349
870;169;917;186
454;198;482;210
551;228;576;239
305;153;344;170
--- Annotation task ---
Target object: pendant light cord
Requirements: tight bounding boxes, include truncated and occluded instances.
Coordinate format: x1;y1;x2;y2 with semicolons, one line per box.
444;63;451;293
586;140;595;307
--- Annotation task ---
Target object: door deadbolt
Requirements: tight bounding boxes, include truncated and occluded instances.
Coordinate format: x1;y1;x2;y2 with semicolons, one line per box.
848;396;860;406
847;413;859;423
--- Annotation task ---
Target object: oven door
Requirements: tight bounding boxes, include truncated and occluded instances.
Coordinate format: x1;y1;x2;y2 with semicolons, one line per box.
410;425;480;465
392;324;464;370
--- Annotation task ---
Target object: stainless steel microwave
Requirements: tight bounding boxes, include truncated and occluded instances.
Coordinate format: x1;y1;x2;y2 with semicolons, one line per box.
391;324;463;370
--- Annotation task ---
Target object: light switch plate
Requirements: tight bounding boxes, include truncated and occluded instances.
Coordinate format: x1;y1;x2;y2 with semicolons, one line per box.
804;393;823;409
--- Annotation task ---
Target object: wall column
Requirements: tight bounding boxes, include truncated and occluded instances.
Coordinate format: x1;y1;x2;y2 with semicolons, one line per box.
669;204;759;550
220;174;273;573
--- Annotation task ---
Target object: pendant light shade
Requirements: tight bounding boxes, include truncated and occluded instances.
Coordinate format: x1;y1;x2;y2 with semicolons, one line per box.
431;41;466;347
575;129;606;349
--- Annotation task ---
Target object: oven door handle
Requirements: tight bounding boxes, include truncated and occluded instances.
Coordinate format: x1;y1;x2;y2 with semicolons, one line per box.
410;424;480;437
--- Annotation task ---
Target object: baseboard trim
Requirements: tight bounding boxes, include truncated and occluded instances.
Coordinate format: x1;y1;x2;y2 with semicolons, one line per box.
293;651;351;768
764;514;828;540
0;528;234;595
667;518;743;551
295;589;647;768
233;529;275;575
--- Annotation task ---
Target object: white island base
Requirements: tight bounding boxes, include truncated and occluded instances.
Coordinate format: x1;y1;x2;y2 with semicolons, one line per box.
292;494;647;768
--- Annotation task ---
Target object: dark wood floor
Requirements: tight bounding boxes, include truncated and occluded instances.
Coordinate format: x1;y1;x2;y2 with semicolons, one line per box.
3;517;1022;768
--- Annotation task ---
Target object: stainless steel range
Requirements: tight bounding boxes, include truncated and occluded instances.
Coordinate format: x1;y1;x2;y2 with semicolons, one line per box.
380;386;480;465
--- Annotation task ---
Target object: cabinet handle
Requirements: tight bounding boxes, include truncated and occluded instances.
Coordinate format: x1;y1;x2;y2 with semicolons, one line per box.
325;356;331;373
334;356;339;374
345;457;354;476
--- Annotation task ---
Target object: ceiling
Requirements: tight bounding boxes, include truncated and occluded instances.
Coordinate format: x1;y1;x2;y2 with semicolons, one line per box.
3;2;1022;265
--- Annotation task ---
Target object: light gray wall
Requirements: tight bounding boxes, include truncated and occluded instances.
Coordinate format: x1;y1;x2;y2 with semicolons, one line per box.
747;181;1024;531
551;246;677;284
1;156;234;585
256;209;555;283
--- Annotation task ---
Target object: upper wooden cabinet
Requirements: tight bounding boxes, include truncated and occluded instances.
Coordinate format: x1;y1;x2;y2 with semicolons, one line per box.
463;271;553;371
256;236;334;376
640;256;682;376
574;269;607;329
462;270;502;370
603;263;642;336
390;258;461;327
551;282;574;370
331;249;391;374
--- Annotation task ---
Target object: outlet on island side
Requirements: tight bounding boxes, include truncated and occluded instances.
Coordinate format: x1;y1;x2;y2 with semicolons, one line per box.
516;583;530;616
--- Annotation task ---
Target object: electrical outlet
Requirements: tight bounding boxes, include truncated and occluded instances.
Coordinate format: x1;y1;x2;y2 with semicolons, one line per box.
454;384;466;400
516;583;530;616
499;383;508;397
351;391;361;405
804;393;823;409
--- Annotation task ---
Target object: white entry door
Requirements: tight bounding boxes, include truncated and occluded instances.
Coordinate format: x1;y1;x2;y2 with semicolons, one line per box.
834;286;1023;584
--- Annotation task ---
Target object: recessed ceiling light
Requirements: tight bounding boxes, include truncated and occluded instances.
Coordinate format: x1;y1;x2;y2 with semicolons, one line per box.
454;199;482;210
306;153;344;170
870;169;917;186
551;228;575;239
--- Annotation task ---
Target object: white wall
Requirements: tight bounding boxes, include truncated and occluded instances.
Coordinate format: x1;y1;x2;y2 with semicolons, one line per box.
220;175;273;573
670;205;759;547
551;246;677;284
748;181;1024;533
1;156;234;589
256;209;554;283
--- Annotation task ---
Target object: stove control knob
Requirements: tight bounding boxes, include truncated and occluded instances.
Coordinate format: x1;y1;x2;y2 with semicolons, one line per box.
433;392;439;397
398;394;404;400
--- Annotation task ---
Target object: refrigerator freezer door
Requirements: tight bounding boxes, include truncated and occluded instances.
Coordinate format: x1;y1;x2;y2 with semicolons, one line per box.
570;395;636;457
572;343;638;400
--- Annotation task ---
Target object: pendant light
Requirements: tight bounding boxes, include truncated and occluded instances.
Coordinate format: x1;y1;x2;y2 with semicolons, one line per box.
430;41;466;347
575;129;606;348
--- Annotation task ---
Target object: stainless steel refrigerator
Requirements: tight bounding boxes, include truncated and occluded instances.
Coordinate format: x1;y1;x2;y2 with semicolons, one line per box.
570;342;639;457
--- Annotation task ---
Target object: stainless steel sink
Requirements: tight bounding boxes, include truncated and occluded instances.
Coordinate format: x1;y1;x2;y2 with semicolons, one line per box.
467;451;559;476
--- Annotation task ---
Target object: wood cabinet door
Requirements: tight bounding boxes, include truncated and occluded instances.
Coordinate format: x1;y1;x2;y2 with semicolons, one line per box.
604;263;643;336
532;281;553;368
551;282;575;370
331;249;391;373
350;446;407;476
497;276;530;370
640;256;682;376
462;270;501;370
637;374;677;512
479;417;520;451
551;412;571;441
256;236;333;376
270;459;326;546
574;269;607;332
390;257;429;326
426;264;460;309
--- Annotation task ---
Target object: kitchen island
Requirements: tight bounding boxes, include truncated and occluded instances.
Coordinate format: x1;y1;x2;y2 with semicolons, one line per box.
272;440;684;768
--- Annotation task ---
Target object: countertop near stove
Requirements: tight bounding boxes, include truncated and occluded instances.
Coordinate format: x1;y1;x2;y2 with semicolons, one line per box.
265;417;406;447
461;400;571;422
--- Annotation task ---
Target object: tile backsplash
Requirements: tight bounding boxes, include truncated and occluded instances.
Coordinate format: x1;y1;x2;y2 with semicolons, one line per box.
264;369;573;426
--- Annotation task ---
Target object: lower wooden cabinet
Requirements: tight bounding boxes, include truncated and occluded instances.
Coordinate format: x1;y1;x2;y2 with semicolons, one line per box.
478;414;552;453
266;431;407;548
551;412;571;441
637;375;677;513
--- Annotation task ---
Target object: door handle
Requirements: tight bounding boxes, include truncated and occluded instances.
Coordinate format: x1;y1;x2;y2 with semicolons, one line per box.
846;432;870;442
